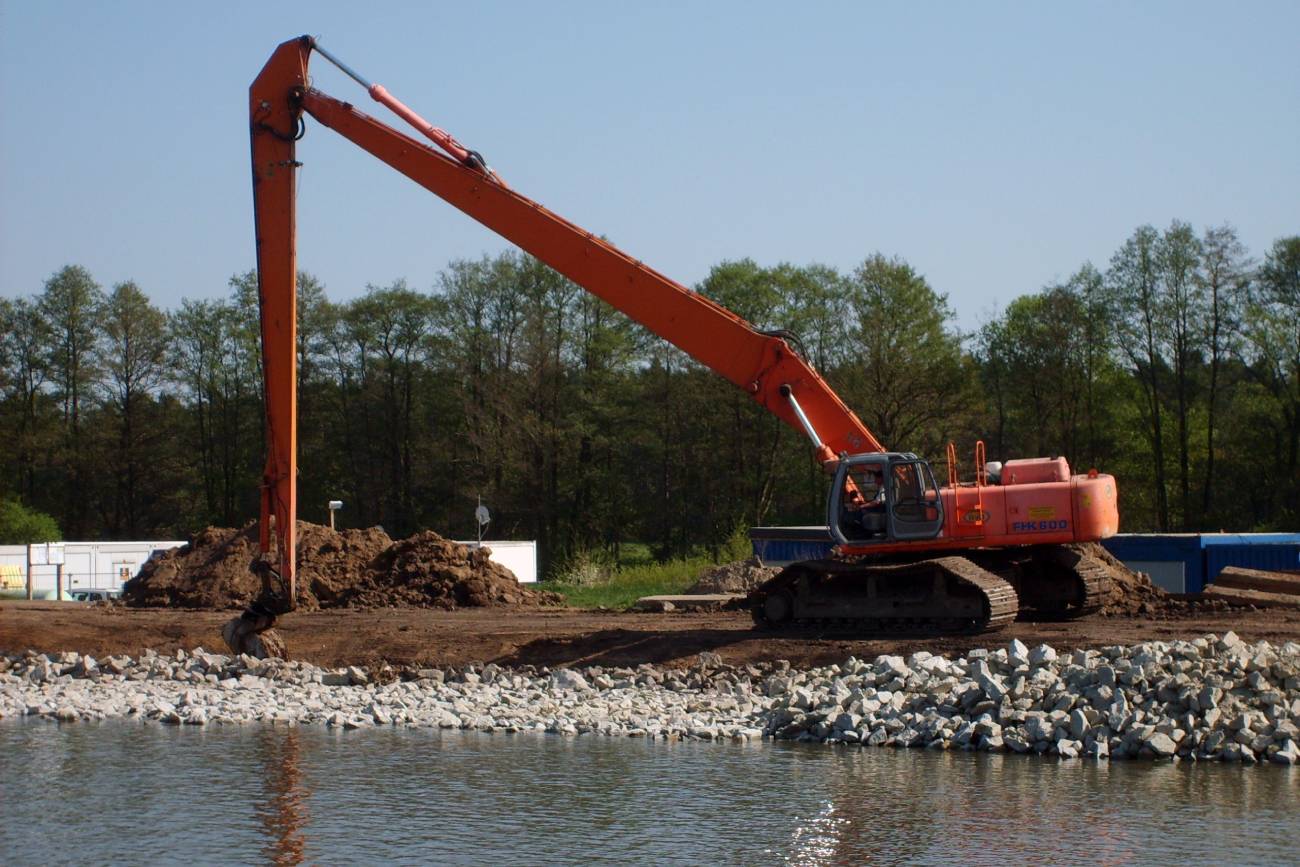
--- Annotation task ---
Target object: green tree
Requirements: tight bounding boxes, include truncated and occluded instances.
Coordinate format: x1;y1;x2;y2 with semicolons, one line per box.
38;265;105;537
1066;263;1115;469
975;268;1119;478
0;497;61;544
99;281;169;536
1243;236;1300;523
563;288;640;556
1108;225;1171;529
354;281;438;534
170;298;225;520
1157;221;1205;526
1198;224;1251;522
696;260;797;538
836;254;969;457
0;299;53;503
169;296;260;525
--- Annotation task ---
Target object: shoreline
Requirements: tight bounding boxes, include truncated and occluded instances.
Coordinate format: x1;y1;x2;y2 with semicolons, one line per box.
6;602;1300;671
4;633;1297;765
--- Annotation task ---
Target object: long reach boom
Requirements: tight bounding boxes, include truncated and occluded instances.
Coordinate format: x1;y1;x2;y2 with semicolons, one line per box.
243;35;880;615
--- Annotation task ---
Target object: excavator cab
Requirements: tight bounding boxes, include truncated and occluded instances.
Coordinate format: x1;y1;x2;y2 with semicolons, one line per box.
829;453;943;545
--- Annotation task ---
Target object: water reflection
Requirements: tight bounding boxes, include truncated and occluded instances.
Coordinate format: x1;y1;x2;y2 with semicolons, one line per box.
785;801;848;866
774;748;1300;866
254;727;310;866
2;722;1297;867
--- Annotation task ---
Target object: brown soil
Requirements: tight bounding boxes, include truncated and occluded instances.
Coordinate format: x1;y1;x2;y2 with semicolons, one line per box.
77;536;1288;669
123;522;559;611
1071;541;1174;616
354;531;559;609
687;557;780;595
4;601;1299;670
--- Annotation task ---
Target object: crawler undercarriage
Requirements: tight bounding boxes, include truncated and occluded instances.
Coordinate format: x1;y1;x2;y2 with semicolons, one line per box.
750;544;1105;635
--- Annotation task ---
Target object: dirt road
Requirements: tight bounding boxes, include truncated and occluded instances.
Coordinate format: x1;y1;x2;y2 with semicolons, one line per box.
4;601;1299;669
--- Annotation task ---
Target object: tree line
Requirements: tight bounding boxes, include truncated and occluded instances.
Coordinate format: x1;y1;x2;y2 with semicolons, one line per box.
1;222;1296;572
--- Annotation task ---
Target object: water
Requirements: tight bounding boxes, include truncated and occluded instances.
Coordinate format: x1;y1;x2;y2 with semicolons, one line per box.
2;721;1298;866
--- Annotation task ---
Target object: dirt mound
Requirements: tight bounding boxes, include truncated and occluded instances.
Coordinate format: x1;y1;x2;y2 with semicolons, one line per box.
294;522;396;606
350;531;562;609
1072;542;1174;616
123;522;558;611
688;557;780;595
125;524;266;609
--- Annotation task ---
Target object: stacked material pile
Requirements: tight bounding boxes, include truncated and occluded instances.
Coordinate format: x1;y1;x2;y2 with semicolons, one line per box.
1202;567;1300;609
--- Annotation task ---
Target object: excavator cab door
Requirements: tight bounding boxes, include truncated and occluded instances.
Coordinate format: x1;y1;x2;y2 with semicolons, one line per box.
829;453;944;546
887;456;944;540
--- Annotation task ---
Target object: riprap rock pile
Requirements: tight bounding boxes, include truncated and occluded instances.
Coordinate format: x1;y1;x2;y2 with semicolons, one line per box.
2;633;1296;764
762;632;1299;763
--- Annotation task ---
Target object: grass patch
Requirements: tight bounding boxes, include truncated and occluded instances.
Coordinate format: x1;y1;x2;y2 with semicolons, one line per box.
547;556;712;610
545;528;753;610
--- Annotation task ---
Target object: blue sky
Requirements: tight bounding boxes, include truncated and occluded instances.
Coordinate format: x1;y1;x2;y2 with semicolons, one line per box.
2;1;1296;329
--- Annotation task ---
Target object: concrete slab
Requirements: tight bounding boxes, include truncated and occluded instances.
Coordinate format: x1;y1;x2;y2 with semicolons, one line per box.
1213;566;1300;596
1200;585;1300;609
631;594;745;612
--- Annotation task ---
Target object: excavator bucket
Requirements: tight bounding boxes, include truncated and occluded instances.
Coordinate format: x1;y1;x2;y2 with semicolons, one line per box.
222;619;288;660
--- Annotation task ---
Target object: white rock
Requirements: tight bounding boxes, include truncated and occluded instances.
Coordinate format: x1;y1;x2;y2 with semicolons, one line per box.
550;669;590;692
1004;730;1032;753
1270;740;1300;765
1085;738;1109;759
1007;639;1030;666
1029;645;1058;666
1145;732;1178;757
1216;631;1243;651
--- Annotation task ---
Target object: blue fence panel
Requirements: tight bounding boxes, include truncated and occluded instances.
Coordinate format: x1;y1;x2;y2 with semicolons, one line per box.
1204;544;1300;586
751;538;835;565
1100;535;1204;591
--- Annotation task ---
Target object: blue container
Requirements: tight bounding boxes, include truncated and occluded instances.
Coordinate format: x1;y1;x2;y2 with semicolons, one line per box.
1093;533;1300;593
1204;543;1300;586
1099;535;1204;592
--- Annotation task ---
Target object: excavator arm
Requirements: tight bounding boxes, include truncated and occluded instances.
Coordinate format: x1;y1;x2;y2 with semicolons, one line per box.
231;35;884;655
298;84;881;452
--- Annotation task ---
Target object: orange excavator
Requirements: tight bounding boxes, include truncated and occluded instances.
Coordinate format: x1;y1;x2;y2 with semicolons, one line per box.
223;36;1119;656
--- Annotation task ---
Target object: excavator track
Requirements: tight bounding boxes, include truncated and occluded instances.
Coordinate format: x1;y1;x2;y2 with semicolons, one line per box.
1052;546;1108;617
751;556;1019;635
982;544;1106;621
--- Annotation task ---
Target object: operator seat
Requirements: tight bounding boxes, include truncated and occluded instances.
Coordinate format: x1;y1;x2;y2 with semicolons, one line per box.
860;509;887;537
